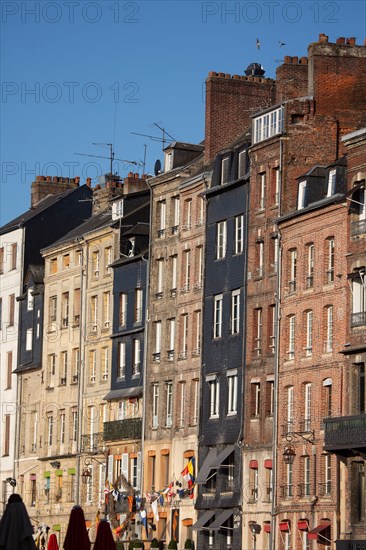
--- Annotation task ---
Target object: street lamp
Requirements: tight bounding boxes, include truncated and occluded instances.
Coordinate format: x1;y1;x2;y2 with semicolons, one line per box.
283;444;296;465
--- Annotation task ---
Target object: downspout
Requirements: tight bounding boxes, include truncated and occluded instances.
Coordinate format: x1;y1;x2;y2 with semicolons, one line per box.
76;236;87;505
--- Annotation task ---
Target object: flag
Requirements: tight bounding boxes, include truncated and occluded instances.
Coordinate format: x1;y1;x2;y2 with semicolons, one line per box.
104;480;110;505
181;458;195;489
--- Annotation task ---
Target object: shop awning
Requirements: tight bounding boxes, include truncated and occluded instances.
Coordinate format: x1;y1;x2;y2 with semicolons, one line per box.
297;519;309;531
192;510;215;531
195;448;217;483
279;520;291;532
210;445;235;469
264;459;272;469
308;522;331;541
209;509;233;531
263;522;271;533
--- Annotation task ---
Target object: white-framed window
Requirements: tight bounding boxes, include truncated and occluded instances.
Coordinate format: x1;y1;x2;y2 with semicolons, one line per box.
325;454;331;495
180;313;188;358
182;249;190;291
192;378;199;425
153;321;162;361
251;382;261;416
184;199;192;229
326;237;335;283
306;243;314;288
195;246;203;289
158;200;166;237
197;196;205;227
72;411;78;442
118;342;126;378
132;338;141;375
327;168;336;197
62;292;69;327
257;240;264;277
304;455;311;496
287;386;294;432
27;288;34;310
269;304;276;352
104;246;112;274
238;150;246;179
214;294;223;338
254;308;262;355
259;173;266;209
167;318;175;359
90;295;98;328
231;289;240;335
227;370;238;415
102;347;109;380
305;310;313;356
60;351;67;384
166;382;173;427
289;249;297;292
179;381;185;427
234;215;244;254
152;384;159;428
298;180;307;209
171;255;178;293
103;292;110;328
288;315;295;360
119;293;127;327
86;465;93;502
325;305;333;352
89;350;96;383
26;328;33;351
135;288;143;323
304;383;311;431
172;196;180;231
60;412;65;445
193;310;201;355
216;221;227;259
112;198;124;220
274;167;280;205
221;157;230;184
92;250;100;278
118;400;127;420
287;462;293;497
272;235;279;273
351;272;366;326
48;416;53;446
253;106;283;144
207;375;220;418
49;296;57;322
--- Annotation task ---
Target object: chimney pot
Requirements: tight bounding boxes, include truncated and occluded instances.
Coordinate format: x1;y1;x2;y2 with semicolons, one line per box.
36;176;42;182
319;33;329;43
75;176;80;184
128;171;134;178
300;57;308;64
284;56;291;64
218;72;225;77
208;71;216;77
292;56;298;64
336;37;345;45
46;176;52;182
134;173;139;178
347;37;356;45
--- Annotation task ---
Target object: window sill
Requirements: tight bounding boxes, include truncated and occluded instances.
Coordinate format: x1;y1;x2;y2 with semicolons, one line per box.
227;411;237;417
209;415;219;420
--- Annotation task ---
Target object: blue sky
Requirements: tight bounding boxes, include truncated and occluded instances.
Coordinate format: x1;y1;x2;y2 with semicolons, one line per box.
1;0;365;224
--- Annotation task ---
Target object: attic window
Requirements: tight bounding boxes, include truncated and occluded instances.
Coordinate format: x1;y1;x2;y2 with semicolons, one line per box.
165;152;173;172
238;151;246;179
327;169;336;197
112;199;124;221
253;106;283;144
297;180;307;210
221;157;230;184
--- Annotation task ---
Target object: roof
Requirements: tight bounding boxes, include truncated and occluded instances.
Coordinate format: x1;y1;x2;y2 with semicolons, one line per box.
27;264;45;285
0;186;89;235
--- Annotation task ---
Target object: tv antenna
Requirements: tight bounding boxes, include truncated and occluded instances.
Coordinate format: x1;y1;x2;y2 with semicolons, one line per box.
131;122;176;151
75;143;142;179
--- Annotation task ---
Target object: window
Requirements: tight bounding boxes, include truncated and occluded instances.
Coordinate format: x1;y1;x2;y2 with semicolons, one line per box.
351;271;366;327
104;247;112;274
231;290;240;335
325;454;332;495
259;172;266;209
102;347;109;380
48;296;57;324
6;352;12;389
304;456;311;496
3;415;10;456
213;294;223;338
266;380;274;416
305;311;313;356
178;381;186;427
238;150;246;179
298;180;306;209
90;295;98;328
132;339;141;375
158;200;166;237
323;379;332;418
324;306;333;352
26;328;33;351
181;250;190;292
253;106;283;144
0;247;4;273
60;351;67;384
171;255;178;294
166;382;173;427
268;304;276;352
48;416;53;446
221;157;230;184
153;321;162;361
251;382;261;417
72;411;78;442
286;462;293;497
287;386;294;432
72;348;79;383
152;384;159;428
118;342;126;378
86;466;93;502
62;254;70;270
134;288;143;323
60;412;65;445
216;221;227;259
103;292;110;328
288;249;297;292
227;370;238;415
130;454;140;490
92;250;100;278
192;379;199;425
273;167;280;205
8;294;15;326
119;293;127;326
327;169;336;197
183;199;192;229
180;313;188;359
156;259;164;298
288;315;295;360
254;308;262;356
270;235;279;273
167;318;175;360
257;240;264;277
306;244;314;288
234;215;244;254
89;350;96;383
249;464;259;502
27;288;34;310
172;196;180;233
194;246;203;289
30;478;37;507
0;298;2;328
208;375;220;418
304;383;311;431
193;310;201;355
73;288;80;325
10;243;17;270
326;238;335;284
118;400;127;420
62;292;69;327
48;354;56;386
50;258;57;274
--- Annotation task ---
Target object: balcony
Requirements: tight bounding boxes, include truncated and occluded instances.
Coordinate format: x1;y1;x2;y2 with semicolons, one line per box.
351;312;366;327
351;219;366;236
103;418;142;442
324;414;366;456
81;432;104;453
318;482;332;497
297;483;311;498
280;484;293;499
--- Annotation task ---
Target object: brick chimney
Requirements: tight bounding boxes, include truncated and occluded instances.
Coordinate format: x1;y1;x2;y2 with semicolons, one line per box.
31;176;79;208
276;56;308;102
204;68;276;164
122;172;149;195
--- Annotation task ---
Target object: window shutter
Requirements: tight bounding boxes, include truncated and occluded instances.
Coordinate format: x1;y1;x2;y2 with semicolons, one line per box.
122;453;129;481
137;452;142;491
108;454;114;482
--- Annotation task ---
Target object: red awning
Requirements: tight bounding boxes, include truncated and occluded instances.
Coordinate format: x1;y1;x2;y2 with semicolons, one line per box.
308;522;331;541
279;520;290;532
297;519;309;531
249;459;258;469
263;522;271;533
264;459;272;469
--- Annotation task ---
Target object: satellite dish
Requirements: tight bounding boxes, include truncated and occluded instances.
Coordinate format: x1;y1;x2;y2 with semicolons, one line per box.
154;159;162;176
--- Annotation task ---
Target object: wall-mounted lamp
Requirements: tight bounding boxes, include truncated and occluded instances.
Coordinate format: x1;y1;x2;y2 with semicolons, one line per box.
5;477;16;487
283;444;296;465
50;461;61;469
81;466;92;484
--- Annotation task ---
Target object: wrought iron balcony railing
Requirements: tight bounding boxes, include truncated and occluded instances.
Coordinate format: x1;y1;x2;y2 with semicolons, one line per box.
324;414;366;453
103;418;142;442
81;432;104;453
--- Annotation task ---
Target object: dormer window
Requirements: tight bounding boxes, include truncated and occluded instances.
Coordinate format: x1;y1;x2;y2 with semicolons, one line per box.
112;199;124;220
327;169;336;197
165;152;173;172
221;157;230;184
238;151;246;179
253;106;283;144
297;180;307;210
